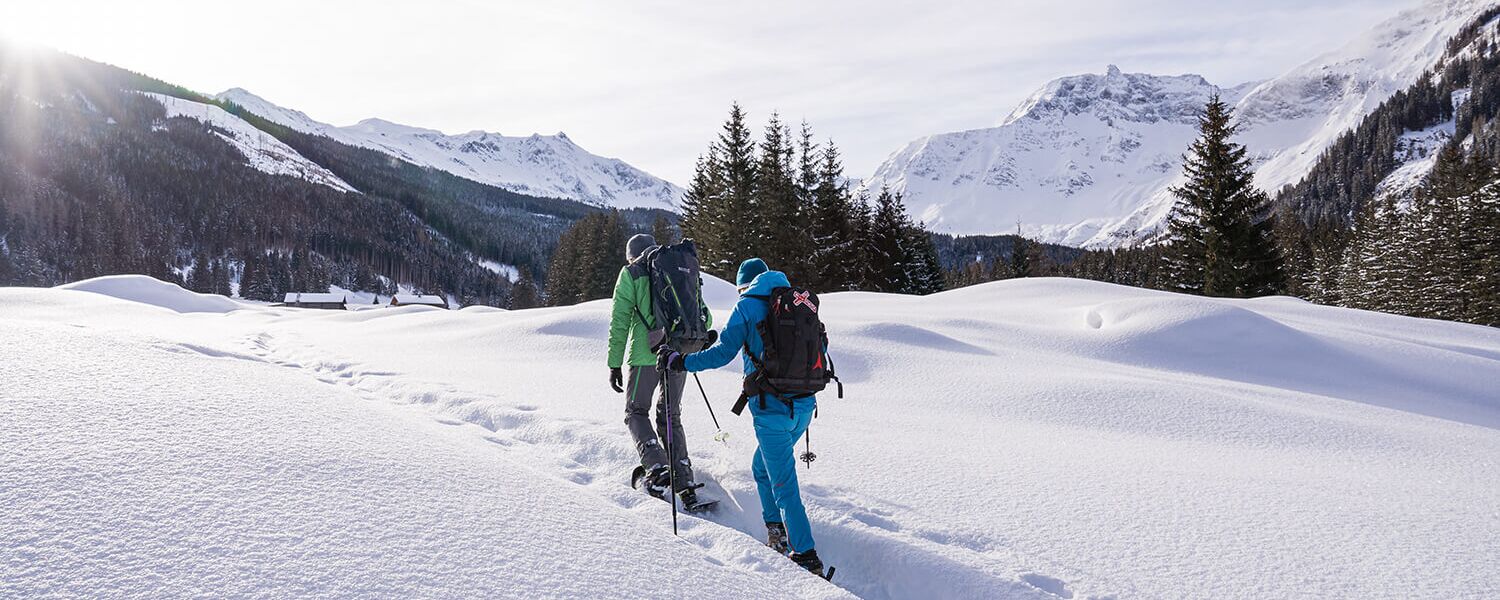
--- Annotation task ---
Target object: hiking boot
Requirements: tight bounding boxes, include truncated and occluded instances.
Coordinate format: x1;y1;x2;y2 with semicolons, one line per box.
766;522;789;554
644;464;670;499
790;549;824;576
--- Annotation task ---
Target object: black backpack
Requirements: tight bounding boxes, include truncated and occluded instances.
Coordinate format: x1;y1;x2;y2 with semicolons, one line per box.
734;286;842;415
641;240;712;353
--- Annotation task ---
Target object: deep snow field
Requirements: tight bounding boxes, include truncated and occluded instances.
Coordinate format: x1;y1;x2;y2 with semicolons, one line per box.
4;275;1499;599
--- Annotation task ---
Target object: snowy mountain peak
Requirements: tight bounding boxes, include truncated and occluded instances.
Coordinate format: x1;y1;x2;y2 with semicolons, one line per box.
346;118;442;138
865;0;1500;248
1002;66;1220;128
213;88;683;210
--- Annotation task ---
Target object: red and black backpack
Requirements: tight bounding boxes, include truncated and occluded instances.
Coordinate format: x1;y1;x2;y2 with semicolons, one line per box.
734;286;842;415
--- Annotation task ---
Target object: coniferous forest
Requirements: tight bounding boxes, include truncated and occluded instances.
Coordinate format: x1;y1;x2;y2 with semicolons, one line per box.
542;104;947;304
679;104;944;295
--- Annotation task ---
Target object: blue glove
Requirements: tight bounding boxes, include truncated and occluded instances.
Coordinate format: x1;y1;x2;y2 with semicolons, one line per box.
656;346;685;372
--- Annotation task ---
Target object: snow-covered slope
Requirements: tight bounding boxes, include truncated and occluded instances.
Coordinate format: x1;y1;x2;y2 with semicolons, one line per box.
5;275;1499;598
859;66;1235;246
215;88;683;210
864;0;1498;248
143;93;357;193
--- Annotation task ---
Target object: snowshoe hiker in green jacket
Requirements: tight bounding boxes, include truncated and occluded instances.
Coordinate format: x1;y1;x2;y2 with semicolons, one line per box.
607;234;714;505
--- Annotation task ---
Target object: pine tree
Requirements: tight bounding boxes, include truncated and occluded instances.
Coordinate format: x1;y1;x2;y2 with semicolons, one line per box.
1470;181;1500;325
1009;232;1033;279
1338;196;1398;310
240;252;277;302
184;254;208;292
680;148;723;272
808;140;858;291
212;258;233;297
902;226;946;295
716;103;759;278
652;215;679;246
846;192;879;290
509;267;541;309
869;187;911;292
757;113;810;281
1163;95;1284;297
543;211;628;306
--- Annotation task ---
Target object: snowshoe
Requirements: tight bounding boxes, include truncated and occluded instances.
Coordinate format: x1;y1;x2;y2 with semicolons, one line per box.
766;522;789;554
791;549;834;581
630;464;670;500
679;488;718;514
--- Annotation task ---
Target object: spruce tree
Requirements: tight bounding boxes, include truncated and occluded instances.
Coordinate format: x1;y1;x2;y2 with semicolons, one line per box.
902;226;946;294
716;103;759;277
808;141;858;291
756;113;803;279
680;149;723;269
509;267;541;309
1009;233;1033;278
212;258;233;297
544;219;584;306
846;192;879;290
652;215;679;246
869;187;911;292
1163;95;1284;297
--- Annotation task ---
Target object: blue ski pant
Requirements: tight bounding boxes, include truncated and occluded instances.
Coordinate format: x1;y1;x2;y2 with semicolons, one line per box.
750;398;816;553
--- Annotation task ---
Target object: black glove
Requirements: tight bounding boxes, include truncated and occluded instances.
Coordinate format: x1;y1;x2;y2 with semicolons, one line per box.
656;346;685;372
705;329;718;347
609;367;624;393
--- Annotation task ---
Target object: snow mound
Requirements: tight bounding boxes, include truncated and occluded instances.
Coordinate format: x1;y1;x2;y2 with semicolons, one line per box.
57;275;246;314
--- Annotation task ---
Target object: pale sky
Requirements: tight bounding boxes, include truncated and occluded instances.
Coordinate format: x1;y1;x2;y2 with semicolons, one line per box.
1;0;1416;186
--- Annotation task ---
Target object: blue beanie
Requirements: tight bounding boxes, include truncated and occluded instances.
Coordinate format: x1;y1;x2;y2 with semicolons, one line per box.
736;258;768;287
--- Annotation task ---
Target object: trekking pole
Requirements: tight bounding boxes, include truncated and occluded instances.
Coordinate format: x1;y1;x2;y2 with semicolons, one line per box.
800;427;817;468
691;373;728;444
660;365;680;536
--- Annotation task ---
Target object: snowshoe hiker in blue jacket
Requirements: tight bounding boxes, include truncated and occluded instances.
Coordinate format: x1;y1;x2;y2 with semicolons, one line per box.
656;258;828;577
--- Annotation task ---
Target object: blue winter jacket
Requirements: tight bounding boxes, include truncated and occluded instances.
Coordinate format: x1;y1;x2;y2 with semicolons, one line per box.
683;270;817;415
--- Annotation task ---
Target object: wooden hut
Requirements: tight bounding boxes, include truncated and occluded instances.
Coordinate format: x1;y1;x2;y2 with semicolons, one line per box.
390;294;448;309
282;293;348;310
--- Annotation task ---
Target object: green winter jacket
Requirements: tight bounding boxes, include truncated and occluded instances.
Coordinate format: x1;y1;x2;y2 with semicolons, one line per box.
607;261;713;368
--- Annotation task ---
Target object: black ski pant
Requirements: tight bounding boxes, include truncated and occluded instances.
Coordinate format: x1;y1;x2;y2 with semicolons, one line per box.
624;365;692;488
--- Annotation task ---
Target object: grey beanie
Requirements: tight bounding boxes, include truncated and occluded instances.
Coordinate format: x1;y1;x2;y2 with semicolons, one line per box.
626;233;656;262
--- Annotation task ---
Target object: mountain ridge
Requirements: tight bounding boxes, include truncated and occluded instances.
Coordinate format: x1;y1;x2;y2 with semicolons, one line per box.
861;0;1500;248
215;88;684;211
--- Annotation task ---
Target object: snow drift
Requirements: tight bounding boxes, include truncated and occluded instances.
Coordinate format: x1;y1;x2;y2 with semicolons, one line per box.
58;275;247;314
4;277;1498;599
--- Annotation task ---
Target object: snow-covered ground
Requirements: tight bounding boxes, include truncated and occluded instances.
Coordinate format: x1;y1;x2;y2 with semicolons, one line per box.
214;88;683;211
144;93;358;193
5;275;1499;599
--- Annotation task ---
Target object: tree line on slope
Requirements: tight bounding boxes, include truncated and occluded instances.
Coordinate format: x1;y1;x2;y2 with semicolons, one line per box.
1272;11;1500;327
939;94;1281;300
541;104;946;305
680;104;943;295
0;46;675;308
940;7;1500;328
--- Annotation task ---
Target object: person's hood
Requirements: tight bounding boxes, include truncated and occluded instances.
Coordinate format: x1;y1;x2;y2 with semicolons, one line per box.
741;270;790;297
